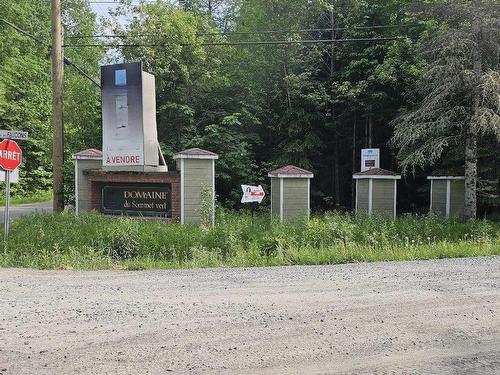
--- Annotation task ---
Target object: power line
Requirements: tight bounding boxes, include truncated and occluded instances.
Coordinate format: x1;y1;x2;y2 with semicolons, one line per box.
63;57;101;87
86;1;160;3
63;36;407;48
0;17;101;88
65;24;423;39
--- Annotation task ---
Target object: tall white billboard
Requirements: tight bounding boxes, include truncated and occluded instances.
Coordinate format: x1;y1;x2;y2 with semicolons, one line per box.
101;62;161;171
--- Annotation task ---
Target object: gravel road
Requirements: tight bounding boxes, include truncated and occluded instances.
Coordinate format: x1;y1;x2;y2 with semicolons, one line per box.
1;257;499;374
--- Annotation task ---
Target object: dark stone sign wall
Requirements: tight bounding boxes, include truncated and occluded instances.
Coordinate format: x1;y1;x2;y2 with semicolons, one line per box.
86;171;180;221
102;184;172;217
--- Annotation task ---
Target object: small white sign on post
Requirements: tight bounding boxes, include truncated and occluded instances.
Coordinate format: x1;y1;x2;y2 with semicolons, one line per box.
0;168;19;184
241;185;265;204
0;130;29;141
361;148;380;172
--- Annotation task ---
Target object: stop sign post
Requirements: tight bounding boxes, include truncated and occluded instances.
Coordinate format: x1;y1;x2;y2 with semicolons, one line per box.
0;138;23;241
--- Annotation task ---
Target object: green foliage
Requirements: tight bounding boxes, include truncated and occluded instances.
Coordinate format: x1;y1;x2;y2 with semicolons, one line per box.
0;189;52;207
1;211;498;269
0;0;498;215
199;184;214;228
0;0;103;198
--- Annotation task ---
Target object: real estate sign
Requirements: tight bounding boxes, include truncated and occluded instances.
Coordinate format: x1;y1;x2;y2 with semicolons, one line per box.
361;148;380;172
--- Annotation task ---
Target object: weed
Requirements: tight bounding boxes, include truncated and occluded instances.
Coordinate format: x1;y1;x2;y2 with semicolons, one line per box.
0;211;498;269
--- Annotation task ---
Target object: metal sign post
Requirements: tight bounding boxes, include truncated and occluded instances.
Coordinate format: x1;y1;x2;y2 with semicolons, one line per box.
241;185;266;226
3;170;10;241
0;135;25;242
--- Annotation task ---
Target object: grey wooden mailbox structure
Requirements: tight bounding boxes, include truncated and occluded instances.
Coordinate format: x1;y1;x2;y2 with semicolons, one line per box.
268;165;313;221
427;176;465;218
353;168;401;218
73;148;103;215
174;148;218;225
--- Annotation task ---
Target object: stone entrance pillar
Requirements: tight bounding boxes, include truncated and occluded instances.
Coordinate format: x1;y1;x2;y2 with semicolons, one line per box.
268;165;313;222
353;168;401;218
72;148;103;215
174;148;218;225
427;176;465;218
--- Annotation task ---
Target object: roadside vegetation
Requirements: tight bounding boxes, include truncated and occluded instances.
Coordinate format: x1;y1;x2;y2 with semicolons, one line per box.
1;211;498;270
0;190;53;207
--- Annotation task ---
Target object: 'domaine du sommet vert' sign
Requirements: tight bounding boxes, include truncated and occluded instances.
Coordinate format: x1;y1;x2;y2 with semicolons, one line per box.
102;184;172;217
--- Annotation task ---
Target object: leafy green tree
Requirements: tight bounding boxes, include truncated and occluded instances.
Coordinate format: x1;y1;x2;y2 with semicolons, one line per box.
115;2;259;207
0;0;103;201
0;0;52;194
62;0;104;203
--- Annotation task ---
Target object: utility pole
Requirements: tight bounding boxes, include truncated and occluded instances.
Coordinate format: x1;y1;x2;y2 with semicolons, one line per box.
51;0;64;212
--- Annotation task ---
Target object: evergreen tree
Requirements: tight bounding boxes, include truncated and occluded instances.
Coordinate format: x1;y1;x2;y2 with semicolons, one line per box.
391;0;500;219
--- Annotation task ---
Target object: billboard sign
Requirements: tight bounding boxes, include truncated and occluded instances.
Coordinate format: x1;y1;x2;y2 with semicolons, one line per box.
101;62;159;168
361;148;380;172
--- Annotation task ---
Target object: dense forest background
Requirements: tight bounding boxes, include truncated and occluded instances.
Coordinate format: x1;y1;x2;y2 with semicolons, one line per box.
0;0;498;215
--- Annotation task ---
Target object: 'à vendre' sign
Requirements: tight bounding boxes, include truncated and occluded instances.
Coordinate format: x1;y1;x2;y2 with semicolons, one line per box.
102;184;172;217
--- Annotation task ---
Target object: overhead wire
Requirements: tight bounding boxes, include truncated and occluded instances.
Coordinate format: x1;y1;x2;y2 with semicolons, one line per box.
63;36;408;48
65;24;423;39
2;14;419;81
0;17;101;88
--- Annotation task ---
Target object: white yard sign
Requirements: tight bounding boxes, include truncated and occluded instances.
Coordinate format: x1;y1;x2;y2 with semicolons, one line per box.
241;185;265;203
361;148;380;172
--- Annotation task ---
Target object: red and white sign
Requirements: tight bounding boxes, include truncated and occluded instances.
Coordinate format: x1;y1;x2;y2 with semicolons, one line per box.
104;151;142;166
361;148;380;172
0;139;22;171
241;185;265;203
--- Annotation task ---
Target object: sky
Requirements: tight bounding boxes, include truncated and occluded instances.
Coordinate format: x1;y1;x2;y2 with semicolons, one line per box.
89;2;126;25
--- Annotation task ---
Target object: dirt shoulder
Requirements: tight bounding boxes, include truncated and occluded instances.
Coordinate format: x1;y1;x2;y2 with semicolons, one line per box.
0;257;499;374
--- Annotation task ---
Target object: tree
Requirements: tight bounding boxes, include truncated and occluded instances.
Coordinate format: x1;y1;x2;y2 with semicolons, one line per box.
0;0;53;195
391;0;500;219
115;2;260;207
0;0;103;201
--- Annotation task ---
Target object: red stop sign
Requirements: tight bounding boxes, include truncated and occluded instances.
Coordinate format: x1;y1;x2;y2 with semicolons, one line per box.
0;139;22;171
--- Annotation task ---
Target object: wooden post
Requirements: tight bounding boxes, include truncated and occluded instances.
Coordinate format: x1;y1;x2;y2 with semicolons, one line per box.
51;0;64;213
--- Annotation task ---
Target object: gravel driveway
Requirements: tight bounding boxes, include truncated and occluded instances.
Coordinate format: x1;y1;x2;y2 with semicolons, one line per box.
1;257;499;374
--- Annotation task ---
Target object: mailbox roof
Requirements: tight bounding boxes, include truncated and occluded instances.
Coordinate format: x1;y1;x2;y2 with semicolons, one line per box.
353;168;401;179
173;148;218;160
72;148;103;160
268;165;314;178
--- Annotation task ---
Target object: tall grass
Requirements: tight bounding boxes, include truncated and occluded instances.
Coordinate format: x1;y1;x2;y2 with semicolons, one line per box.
0;210;498;270
0;190;53;207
